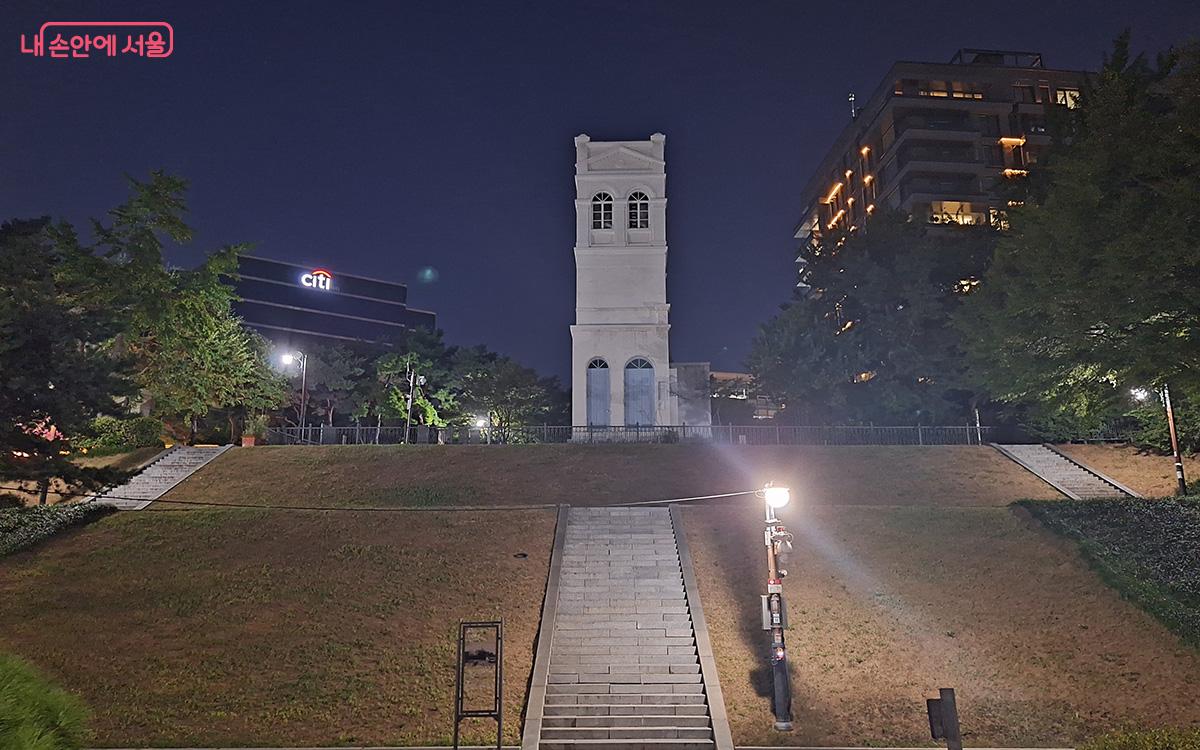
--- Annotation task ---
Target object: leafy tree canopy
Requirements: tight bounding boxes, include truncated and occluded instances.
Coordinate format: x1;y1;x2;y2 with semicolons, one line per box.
960;35;1200;437
0;219;132;491
749;209;995;424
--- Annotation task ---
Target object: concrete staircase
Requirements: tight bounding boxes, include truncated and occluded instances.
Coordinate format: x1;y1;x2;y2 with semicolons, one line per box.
90;445;231;510
525;506;732;750
992;443;1140;500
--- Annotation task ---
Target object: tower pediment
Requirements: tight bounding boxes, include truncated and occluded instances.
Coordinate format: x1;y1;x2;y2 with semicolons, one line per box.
585;145;665;172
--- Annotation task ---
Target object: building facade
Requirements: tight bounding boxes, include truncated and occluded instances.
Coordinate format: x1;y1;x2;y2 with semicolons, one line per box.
795;49;1090;284
231;255;435;348
569;133;683;428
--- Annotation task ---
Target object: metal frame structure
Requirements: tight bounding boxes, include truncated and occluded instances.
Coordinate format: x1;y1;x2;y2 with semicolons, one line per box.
454;620;504;750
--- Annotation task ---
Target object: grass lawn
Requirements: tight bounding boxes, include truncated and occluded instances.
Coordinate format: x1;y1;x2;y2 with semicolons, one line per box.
0;507;555;747
682;502;1200;747
1058;443;1200;498
162;444;1059;509
1022;498;1200;646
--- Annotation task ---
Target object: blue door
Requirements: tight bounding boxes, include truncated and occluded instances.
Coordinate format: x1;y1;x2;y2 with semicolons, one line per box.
624;358;655;426
586;359;610;426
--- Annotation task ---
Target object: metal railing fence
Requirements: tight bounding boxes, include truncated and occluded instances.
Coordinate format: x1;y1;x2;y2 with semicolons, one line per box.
267;424;993;446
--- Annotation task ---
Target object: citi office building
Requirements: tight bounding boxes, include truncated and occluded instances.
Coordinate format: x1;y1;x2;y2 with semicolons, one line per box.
232;256;436;348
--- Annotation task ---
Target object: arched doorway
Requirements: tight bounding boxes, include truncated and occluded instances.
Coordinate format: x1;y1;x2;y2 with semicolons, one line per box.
624;358;655;426
586;358;610;426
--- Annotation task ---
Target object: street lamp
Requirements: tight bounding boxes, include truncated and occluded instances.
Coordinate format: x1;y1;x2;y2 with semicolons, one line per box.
756;482;794;731
1132;386;1188;495
403;365;427;445
281;351;308;441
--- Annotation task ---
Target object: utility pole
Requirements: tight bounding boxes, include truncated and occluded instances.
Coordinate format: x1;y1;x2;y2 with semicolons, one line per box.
1163;384;1188;495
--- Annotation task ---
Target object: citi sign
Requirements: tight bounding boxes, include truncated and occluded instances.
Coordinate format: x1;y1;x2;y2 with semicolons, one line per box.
300;268;333;291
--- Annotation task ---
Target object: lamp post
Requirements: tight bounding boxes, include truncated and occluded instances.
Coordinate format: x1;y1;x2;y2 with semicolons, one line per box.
403;365;426;445
758;483;794;731
1133;386;1188;495
281;351;308;442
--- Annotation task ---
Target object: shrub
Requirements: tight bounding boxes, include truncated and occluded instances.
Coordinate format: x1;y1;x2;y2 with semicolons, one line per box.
243;413;270;438
1021;498;1200;644
0;504;115;559
1082;728;1200;750
0;492;24;510
73;416;163;453
0;652;89;749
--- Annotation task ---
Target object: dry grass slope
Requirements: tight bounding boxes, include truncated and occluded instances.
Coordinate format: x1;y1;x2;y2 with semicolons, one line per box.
163;444;1060;509
683;503;1200;747
0;507;556;747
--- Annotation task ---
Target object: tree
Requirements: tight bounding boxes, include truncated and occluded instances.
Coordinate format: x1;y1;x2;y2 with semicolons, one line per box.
296;344;367;427
132;249;286;437
961;36;1200;440
0;219;132;500
76;172;288;440
749;210;995;424
458;355;568;439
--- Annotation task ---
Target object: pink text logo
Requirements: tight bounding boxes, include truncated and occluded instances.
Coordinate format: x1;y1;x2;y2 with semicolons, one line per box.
20;21;174;59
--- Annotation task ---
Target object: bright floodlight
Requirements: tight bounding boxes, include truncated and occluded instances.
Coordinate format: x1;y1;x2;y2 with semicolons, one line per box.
1130;387;1150;402
475;417;488;428
281;353;295;365
763;485;791;508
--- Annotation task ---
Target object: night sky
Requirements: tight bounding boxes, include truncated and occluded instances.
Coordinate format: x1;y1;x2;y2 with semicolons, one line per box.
6;1;1198;380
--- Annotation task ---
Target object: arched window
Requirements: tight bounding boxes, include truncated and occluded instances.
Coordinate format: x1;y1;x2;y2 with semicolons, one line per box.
628;192;649;229
591;192;613;230
586;358;610;426
624;358;655;426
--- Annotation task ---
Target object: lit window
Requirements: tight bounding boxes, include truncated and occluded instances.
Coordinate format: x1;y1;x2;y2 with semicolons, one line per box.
929;200;983;225
627;192;649;229
1056;88;1081;108
591;192;613;229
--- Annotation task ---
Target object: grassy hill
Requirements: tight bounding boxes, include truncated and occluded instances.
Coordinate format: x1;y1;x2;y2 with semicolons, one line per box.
0;506;554;747
160;444;1060;509
4;444;1198;747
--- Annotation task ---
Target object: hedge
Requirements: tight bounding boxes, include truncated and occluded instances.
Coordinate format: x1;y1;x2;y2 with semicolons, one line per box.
1020;498;1200;645
72;415;163;453
0;652;89;749
1082;728;1200;750
0;504;115;559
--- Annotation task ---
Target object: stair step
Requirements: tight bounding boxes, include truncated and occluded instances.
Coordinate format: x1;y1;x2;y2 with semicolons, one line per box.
548;693;707;706
548;682;704;695
544;704;709;717
544;715;711;728
542;727;713;740
537;740;713;750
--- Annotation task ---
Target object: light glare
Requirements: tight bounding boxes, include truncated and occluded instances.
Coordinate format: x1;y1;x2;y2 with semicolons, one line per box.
764;485;791;508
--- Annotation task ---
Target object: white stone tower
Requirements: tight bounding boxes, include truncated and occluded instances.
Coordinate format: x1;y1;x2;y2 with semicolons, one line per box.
570;133;680;427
